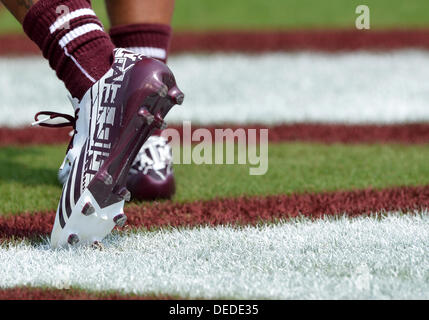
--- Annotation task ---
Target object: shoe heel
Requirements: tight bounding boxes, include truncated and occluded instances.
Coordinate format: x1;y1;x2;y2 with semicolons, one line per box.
67;233;79;245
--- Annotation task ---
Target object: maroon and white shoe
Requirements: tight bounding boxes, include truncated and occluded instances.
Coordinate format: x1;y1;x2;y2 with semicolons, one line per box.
127;135;175;201
39;48;184;248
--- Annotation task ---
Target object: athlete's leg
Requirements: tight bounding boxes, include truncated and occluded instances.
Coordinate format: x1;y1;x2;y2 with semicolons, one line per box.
105;0;174;63
1;0;39;24
105;0;174;27
2;0;114;100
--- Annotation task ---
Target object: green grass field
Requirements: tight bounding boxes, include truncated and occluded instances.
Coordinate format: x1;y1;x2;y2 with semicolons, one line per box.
1;0;429;34
1;142;429;215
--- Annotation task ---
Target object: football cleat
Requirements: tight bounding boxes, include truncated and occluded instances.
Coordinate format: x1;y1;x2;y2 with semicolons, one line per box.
127;135;176;201
34;48;184;248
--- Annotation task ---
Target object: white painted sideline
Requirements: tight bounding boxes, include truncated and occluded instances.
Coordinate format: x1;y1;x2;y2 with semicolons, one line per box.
1;51;429;127
0;212;428;299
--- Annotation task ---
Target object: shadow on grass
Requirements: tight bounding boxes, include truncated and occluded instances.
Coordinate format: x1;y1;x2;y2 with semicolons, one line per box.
0;147;60;187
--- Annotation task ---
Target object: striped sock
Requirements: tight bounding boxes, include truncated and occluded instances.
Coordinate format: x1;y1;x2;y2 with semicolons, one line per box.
109;23;171;63
23;0;114;100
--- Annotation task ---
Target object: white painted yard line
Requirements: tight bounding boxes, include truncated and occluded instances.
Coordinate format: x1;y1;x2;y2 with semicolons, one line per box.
0;213;428;299
1;51;429;127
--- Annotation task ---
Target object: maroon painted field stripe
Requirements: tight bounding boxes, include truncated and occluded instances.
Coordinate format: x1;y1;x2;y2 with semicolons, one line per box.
0;287;174;300
2;123;429;146
1;185;429;240
171;30;429;53
3;30;429;55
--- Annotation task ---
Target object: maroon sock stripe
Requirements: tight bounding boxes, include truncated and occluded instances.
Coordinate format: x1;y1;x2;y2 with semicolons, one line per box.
1;185;429;240
22;0;114;99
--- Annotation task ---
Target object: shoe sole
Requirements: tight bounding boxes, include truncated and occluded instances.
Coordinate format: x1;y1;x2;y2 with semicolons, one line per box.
88;79;183;208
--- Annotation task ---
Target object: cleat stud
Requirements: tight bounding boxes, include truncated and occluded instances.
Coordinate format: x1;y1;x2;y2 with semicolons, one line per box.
91;241;104;250
81;202;95;216
138;107;155;125
67;234;79;245
153;113;166;129
137;106;149;117
168;87;185;105
113;214;127;228
145;114;155;125
174;93;185;105
118;187;131;202
100;172;113;185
